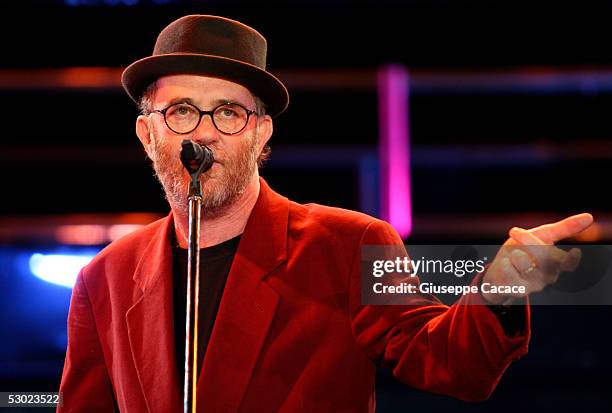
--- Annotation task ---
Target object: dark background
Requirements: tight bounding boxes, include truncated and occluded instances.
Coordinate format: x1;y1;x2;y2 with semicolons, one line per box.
0;1;611;412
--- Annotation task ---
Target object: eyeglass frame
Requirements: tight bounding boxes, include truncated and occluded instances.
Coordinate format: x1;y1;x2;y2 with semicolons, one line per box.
151;101;258;136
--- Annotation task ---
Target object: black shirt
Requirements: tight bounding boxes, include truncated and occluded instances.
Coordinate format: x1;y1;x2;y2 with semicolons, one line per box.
172;235;241;387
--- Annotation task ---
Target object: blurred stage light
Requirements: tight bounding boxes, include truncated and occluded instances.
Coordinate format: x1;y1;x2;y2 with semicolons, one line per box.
65;0;173;5
55;225;107;245
29;253;97;288
378;65;412;238
55;223;144;245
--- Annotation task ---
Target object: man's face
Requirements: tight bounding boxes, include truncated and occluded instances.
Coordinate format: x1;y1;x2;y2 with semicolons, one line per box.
139;75;269;218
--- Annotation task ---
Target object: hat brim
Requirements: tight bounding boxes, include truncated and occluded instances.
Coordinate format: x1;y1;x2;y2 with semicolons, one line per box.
121;53;289;117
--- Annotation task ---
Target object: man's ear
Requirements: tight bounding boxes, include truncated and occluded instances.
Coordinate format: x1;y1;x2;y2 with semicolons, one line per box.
136;115;153;156
256;115;273;154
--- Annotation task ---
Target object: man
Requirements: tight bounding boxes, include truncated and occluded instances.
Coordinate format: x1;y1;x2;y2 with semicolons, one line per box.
57;15;593;412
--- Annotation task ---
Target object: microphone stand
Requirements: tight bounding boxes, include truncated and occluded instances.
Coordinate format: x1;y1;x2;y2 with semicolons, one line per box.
180;140;213;413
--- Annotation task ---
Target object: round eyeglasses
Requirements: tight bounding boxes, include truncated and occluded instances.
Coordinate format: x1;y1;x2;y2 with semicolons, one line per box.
152;102;257;135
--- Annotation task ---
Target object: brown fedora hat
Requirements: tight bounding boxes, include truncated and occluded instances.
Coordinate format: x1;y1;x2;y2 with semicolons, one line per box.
121;15;289;117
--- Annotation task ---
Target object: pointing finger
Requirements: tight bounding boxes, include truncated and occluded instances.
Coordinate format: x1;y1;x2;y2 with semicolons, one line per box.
529;213;594;244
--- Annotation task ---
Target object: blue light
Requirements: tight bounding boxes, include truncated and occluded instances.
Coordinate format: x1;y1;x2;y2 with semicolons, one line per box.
29;253;96;288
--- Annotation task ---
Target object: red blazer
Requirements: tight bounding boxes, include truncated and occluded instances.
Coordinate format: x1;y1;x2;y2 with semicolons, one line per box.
58;179;530;412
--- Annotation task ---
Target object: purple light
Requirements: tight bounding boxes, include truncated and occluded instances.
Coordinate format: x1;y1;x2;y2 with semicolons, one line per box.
377;65;412;238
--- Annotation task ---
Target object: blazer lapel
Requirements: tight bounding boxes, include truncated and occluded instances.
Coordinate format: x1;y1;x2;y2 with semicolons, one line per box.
197;178;289;412
126;215;182;413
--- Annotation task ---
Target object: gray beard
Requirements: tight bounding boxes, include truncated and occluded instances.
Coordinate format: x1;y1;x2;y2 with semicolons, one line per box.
148;132;259;219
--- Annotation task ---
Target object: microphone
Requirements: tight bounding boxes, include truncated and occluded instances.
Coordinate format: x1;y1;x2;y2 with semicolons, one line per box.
180;140;214;175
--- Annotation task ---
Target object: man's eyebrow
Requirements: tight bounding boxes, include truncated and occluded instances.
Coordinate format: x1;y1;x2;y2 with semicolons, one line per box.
211;98;252;107
164;97;198;107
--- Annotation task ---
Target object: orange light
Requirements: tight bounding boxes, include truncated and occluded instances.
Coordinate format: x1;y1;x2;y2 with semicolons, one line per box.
55;225;108;245
108;224;145;241
573;223;602;242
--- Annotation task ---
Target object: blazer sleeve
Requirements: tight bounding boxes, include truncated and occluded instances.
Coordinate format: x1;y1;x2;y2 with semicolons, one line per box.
57;270;117;412
349;219;531;402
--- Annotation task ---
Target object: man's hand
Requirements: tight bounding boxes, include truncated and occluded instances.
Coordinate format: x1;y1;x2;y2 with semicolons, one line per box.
481;213;594;305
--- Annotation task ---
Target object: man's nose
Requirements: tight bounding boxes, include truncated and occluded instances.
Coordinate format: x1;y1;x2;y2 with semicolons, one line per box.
191;113;220;145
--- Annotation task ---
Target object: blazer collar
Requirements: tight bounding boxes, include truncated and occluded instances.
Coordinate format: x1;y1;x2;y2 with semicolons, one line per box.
232;177;289;277
126;213;181;412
